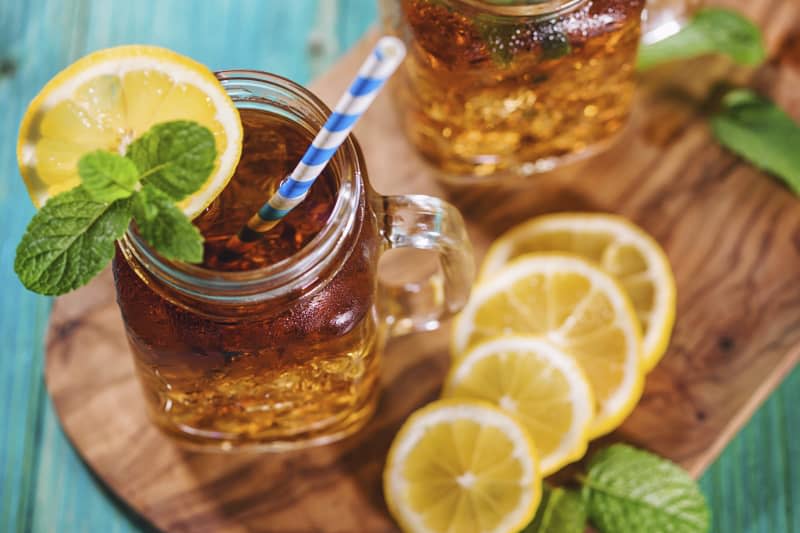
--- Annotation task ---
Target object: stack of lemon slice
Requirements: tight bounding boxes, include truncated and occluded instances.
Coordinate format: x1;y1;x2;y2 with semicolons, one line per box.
384;213;676;533
479;213;676;373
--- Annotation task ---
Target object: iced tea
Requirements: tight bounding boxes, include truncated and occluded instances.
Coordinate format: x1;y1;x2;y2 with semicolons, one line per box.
382;0;645;179
114;108;383;450
112;71;475;451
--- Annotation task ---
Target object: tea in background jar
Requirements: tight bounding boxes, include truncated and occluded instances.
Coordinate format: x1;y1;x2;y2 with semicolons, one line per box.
382;0;646;181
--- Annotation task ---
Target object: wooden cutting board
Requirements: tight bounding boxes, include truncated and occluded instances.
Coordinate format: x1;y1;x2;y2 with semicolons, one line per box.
45;5;800;532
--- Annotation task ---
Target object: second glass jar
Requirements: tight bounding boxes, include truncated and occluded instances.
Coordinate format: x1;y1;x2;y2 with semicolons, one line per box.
381;0;646;181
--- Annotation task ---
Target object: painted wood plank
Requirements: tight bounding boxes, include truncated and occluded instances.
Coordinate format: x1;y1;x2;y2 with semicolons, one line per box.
700;368;800;533
0;0;85;530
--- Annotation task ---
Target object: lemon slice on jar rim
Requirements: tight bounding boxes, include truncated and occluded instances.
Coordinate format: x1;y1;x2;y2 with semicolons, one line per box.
17;45;242;219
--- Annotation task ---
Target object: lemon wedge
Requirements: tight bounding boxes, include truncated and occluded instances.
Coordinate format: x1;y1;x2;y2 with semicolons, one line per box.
17;45;242;218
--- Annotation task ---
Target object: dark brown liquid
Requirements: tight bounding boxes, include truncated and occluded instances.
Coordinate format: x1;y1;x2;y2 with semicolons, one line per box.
195;108;337;271
112;108;383;450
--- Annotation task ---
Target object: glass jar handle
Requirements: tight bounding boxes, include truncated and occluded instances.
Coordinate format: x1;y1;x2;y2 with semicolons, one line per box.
642;0;701;45
376;194;475;336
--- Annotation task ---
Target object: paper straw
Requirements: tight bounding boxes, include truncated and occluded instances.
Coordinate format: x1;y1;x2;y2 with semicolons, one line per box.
234;36;406;244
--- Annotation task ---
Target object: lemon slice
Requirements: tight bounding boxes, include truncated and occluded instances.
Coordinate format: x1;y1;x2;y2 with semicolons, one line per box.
17;45;242;219
443;337;594;476
481;213;676;372
384;399;541;533
453;254;644;438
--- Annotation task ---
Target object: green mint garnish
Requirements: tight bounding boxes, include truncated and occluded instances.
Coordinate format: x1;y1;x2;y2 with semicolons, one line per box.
473;15;517;66
520;445;708;532
131;185;160;223
540;31;571;61
127;120;216;201
711;89;800;195
638;8;766;70
133;186;204;263
79;151;140;202
523;486;586;533
473;15;570;67
15;120;216;296
582;444;710;533
14;187;133;295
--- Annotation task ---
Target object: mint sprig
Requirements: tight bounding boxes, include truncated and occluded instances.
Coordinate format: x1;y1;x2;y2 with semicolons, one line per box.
14;188;133;295
128;120;216;200
517;445;709;533
711;89;800;195
523;486;585;533
583;444;710;533
473;13;571;67
133;186;204;263
15;120;215;295
638;8;766;70
79;151;140;202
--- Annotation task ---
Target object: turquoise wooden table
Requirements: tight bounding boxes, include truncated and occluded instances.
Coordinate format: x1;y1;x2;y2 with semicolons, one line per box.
0;1;798;532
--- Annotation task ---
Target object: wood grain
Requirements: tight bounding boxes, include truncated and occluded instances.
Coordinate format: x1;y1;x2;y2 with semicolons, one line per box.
44;4;800;532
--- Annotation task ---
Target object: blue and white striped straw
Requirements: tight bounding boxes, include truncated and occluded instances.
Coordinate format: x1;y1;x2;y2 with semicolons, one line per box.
236;36;406;242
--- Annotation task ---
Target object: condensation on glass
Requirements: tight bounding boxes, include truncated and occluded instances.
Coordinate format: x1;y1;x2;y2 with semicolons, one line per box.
112;71;474;452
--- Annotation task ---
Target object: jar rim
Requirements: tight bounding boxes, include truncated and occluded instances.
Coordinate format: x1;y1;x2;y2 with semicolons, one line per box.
120;70;363;303
449;0;585;17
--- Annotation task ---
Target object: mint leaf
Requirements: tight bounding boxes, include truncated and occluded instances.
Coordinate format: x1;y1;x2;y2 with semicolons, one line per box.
540;31;571;61
474;15;516;65
127;120;216;201
14;187;132;295
131;186;160;222
79;150;140;202
473;16;571;66
583;444;709;533
638;8;765;70
523;486;586;533
132;186;203;263
711;89;800;194
15;120;216;295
